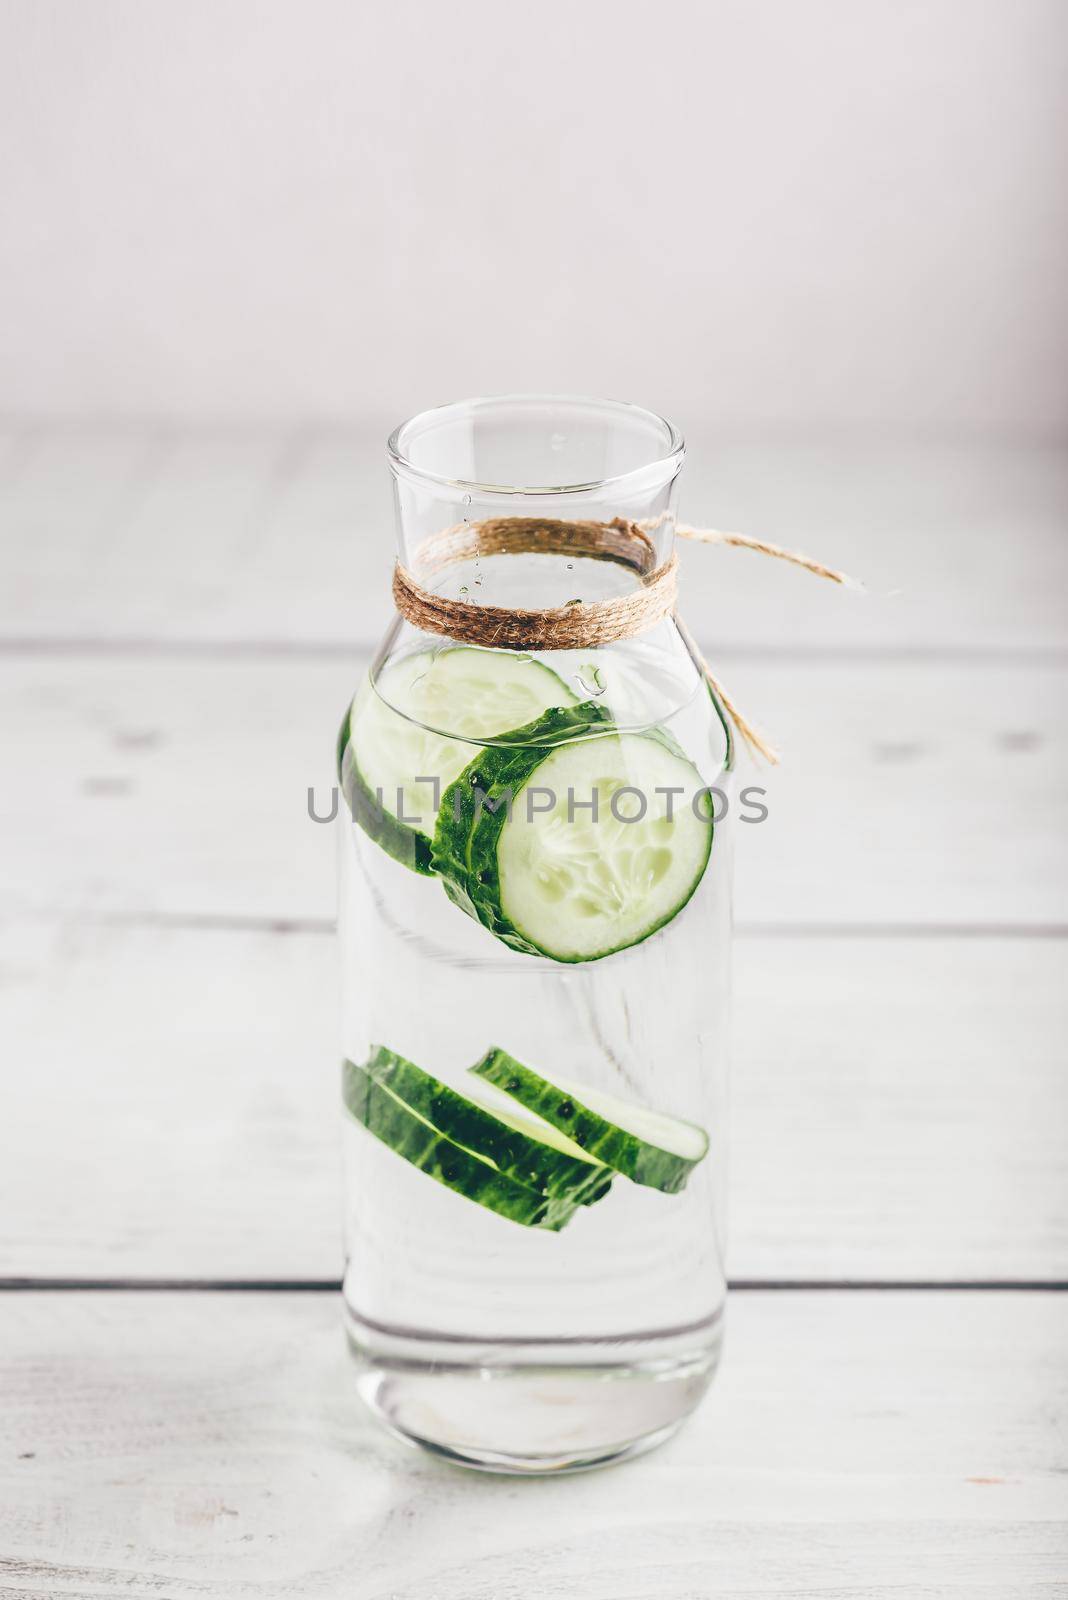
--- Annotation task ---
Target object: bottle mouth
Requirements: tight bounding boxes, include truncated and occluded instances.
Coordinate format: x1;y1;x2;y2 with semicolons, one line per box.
387;393;685;499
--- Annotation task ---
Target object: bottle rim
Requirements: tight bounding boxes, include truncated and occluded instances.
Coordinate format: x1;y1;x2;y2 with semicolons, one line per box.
387;393;685;499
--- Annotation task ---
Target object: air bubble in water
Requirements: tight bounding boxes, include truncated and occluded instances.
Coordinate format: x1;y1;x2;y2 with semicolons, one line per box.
462;492;472;506
566;562;574;571
576;663;606;697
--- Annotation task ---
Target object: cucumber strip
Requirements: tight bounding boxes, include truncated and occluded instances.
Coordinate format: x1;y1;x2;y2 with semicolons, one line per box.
472;1047;710;1194
703;678;735;773
365;1045;612;1206
338;713;435;875
432;703;713;962
343;1059;577;1230
339;648;576;875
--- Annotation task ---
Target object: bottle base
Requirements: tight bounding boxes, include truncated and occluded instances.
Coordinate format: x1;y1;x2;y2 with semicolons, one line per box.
345;1307;723;1475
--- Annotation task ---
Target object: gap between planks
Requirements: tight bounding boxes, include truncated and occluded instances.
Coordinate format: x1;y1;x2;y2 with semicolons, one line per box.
1;1278;1066;1293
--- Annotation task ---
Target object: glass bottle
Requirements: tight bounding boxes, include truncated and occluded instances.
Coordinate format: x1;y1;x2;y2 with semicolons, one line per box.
338;395;732;1473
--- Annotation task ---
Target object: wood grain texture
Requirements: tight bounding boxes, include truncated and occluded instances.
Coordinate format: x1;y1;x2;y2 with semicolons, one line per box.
1;919;1063;1281
2;653;1064;929
0;1291;1065;1598
1;429;1065;652
0;429;1065;1595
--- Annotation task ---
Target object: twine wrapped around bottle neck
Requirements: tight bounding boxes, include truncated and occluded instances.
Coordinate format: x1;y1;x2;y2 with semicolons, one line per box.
391;516;855;764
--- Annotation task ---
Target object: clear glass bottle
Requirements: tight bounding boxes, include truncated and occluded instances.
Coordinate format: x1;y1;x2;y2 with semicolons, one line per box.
339;396;732;1473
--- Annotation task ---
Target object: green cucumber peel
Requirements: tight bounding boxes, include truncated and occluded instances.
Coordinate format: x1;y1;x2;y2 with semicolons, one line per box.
471;1047;710;1194
364;1045;612;1206
337;650;579;878
342;1058;577;1230
432;702;713;962
337;708;435;875
431;701;614;952
702;678;735;772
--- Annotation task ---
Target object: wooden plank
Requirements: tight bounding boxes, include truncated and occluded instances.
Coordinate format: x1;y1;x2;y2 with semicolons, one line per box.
680;438;1068;658
733;933;1068;1281
1;920;1062;1281
0;428;158;633
1;654;1063;929
0;431;1064;652
0;428;390;648
0;1291;1064;1597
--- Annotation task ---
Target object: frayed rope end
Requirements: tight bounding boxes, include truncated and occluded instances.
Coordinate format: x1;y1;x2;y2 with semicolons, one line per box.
676;525;864;592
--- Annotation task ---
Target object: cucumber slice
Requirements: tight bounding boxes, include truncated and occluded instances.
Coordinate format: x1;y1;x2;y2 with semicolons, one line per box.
339;648;576;875
365;1045;611;1205
472;1047;709;1194
337;711;435;875
433;704;713;962
343;1058;577;1230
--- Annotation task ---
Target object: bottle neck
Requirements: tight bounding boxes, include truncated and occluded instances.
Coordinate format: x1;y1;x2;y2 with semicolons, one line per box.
427;540;673;611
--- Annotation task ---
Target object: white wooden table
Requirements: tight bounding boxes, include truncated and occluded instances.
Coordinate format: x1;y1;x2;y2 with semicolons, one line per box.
1;430;1066;1596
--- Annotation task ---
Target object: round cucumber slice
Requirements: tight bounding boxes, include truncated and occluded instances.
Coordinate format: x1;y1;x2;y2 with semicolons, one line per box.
340;648;576;875
343;1058;577;1230
337;713;435;875
433;704;713;962
473;1047;709;1194
365;1045;611;1206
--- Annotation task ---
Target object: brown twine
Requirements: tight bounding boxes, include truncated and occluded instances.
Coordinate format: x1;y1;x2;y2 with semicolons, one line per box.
676;524;860;588
411;516;660;576
392;517;855;764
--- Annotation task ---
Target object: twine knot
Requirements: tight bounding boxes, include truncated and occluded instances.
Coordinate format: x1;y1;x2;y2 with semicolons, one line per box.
392;517;856;764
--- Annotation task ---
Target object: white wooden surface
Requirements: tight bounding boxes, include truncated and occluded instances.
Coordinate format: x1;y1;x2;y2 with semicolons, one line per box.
1;429;1065;653
2;654;1064;928
0;920;1064;1282
1;431;1065;1595
1;1293;1066;1598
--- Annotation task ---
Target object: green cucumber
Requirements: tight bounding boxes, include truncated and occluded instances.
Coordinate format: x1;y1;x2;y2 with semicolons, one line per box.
432;704;713;962
339;648;576;875
472;1047;710;1194
704;678;735;772
342;1058;577;1230
365;1044;611;1205
337;711;434;874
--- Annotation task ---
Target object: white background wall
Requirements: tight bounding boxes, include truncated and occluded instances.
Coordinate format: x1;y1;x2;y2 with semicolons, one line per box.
1;0;1065;436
